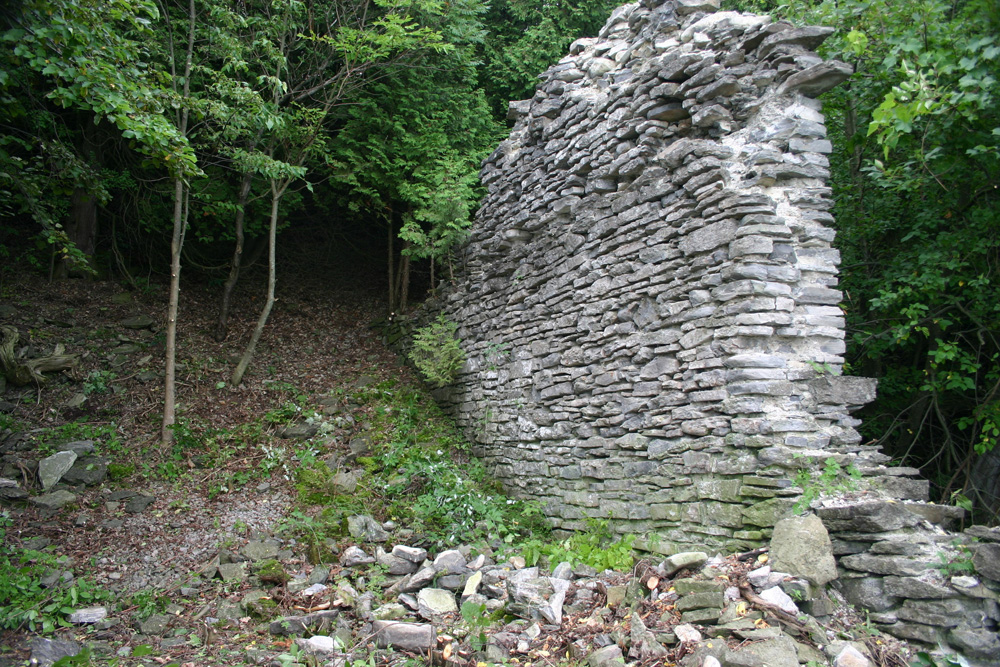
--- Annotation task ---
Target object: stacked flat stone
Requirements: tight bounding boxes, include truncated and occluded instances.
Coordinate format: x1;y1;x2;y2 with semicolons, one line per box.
422;0;893;550
818;499;1000;659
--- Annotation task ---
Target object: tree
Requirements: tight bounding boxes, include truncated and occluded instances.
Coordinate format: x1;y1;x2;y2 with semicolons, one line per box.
225;0;459;384
479;0;619;118
331;12;501;310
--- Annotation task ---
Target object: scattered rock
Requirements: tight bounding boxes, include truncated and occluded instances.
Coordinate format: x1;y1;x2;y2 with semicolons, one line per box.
296;635;337;656
243;539;280;562
341;545;375;566
269;610;340;636
139;613;171;635
347;514;389;542
120;315;155;329
587;644;625;667
663;552;708;576
217;562;248;583
62;456;109;486
29;489;77;510
834;644;870;667
770;513;838;585
417;588;458;619
278;422;319;439
674;623;702;643
508;572;570;625
55;440;96;456
123;494;155;513
373;620;435;651
29;638;82;667
38;450;77;490
0;477;27;501
68;606;108;624
759;586;798;615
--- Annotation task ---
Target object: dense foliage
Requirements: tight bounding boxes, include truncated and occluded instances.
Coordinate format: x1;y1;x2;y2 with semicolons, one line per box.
729;0;1000;518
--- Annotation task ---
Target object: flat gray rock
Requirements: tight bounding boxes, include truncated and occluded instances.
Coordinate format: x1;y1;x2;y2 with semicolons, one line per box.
243;540;280;562
347;514;389;542
56;440;96;456
433;549;467;574
770;513;837;585
417;588;458;619
30;489;78;510
663;551;707;576
972;543;1000;581
68;606;108;624
120;315;155;329
377;547;420;575
340;545;375;567
139;613;171;635
373;620;435;651
38;450;77;490
62;456;109;486
30;638;82;667
217;563;247;583
123;494;155;513
588;644;625;667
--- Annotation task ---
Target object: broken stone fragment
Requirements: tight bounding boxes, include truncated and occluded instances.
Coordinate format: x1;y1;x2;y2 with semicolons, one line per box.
373;620;435;651
417;588;458;619
779;60;853;97
67;606;107;624
347;514;389;542
340;545;375;567
587;644;625;667
507;572;570;625
296;635;336;656
30;638;82;667
38;450;77;490
769;513;837;585
120;314;155;329
29;489;77;511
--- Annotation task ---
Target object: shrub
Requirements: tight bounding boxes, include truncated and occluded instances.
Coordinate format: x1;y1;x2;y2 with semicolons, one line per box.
409;315;465;388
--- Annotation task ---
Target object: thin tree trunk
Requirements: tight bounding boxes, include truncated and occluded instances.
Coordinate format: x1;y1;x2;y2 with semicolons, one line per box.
231;182;280;386
387;216;395;312
215;172;253;341
162;177;188;443
397;241;410;312
161;0;195;445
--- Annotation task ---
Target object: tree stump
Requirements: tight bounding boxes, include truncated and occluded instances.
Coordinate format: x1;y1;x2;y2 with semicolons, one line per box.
0;325;81;386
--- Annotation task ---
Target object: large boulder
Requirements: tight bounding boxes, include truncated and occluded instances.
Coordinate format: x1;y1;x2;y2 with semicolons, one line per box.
770;513;837;585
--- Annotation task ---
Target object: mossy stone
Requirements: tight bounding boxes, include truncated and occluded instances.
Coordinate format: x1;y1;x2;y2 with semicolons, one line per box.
255;559;289;584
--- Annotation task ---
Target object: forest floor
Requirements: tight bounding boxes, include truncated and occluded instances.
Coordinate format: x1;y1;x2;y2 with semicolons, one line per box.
0;269;913;667
0;267;422;664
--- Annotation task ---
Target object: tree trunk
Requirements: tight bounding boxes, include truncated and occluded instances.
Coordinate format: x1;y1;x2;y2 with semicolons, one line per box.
162;176;188;443
161;0;195;446
396;240;410;312
231;183;280;386
215;172;253;341
386;215;395;312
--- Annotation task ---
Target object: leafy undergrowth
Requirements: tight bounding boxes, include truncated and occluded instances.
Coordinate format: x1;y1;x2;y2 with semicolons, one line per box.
0;274;641;665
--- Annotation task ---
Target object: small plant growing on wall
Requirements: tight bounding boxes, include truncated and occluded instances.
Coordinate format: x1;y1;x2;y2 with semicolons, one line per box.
410;314;465;388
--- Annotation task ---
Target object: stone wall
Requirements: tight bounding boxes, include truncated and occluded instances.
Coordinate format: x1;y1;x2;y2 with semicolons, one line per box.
816;499;1000;660
422;0;904;552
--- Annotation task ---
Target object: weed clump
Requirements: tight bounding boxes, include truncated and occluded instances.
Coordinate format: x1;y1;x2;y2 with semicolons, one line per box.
409;315;465;388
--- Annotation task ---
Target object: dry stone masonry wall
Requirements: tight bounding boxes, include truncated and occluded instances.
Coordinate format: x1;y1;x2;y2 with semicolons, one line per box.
424;0;913;552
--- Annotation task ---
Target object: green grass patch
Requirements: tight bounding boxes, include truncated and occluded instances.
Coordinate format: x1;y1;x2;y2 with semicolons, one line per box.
0;513;110;633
